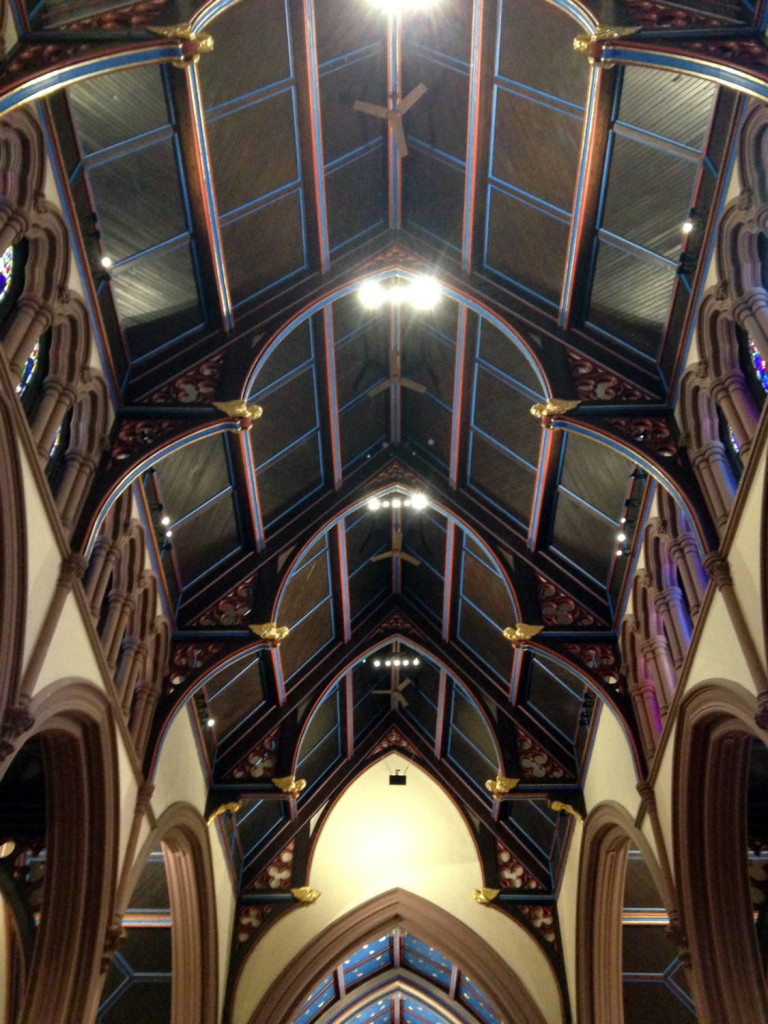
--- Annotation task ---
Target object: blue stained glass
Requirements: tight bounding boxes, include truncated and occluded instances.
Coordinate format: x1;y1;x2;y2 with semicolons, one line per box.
342;934;392;986
749;339;768;394
0;246;13;302
16;340;39;396
459;977;503;1024
402;935;453;988
729;428;741;454
293;975;334;1024
49;422;64;459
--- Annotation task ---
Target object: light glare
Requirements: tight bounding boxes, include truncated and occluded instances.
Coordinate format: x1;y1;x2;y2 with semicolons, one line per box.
367;497;382;511
411;492;428;510
359;279;386;309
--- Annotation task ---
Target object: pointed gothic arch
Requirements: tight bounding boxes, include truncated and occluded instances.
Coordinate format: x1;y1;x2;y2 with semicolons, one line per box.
246;888;549;1024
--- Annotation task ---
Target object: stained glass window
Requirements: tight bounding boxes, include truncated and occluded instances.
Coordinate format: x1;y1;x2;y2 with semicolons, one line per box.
749;339;768;394
0;246;14;303
49;423;64;459
15;341;40;397
729;428;741;454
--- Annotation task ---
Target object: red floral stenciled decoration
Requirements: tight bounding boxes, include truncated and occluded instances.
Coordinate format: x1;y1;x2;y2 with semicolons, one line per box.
146;352;226;406
519;904;557;945
57;0;167;29
228;725;280;780
372;727;417;756
565;351;648;402
623;0;726;29
607;416;677;458
111;419;175;461
495;840;541;891
237;905;270;944
683;38;768;71
564;642;621;688
517;729;567;780
191;574;257;628
166;641;224;689
537;575;597;628
251;840;294;891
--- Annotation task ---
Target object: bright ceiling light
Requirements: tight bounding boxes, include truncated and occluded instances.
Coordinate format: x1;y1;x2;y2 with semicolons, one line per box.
373;659;381;667
412;657;420;666
394;658;401;666
367;497;382;511
100;255;113;269
391;497;401;508
371;0;436;12
207;717;216;727
161;514;171;526
682;219;694;234
617;531;627;542
406;275;441;310
410;491;428;510
385;659;392;667
358;279;386;309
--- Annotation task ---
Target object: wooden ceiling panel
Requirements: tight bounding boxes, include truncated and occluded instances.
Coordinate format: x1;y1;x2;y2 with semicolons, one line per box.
221;191;306;306
208;91;300;216
559;432;633;523
321;52;387;166
472;366;542;467
256;432;323;525
153;434;231;523
403;148;464;251
250;366;319;469
497;0;588;107
402;391;452;467
550;491;619;585
460;548;516;631
587;242;677;358
601;135;699;260
456;597;511;682
250;319;313;398
171;491;241;587
326;148;388;253
617;66;717;152
485;189;569;306
67;65;169;155
87;138;189;265
476;318;545;397
111;244;202;359
402;55;469;162
335;320;389;406
340;393;388;466
492;87;582;214
468;432;536;527
401;323;455;405
199;0;292;110
281;598;334;680
315;0;383;64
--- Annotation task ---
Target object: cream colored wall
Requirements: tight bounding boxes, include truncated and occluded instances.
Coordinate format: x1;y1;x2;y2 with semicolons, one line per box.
233;754;563;1024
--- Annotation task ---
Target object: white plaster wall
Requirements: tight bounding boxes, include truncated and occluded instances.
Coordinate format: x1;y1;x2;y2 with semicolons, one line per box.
151;703;208;815
234;755;563;1024
556;828;581;1024
18;445;59;677
583;705;640;817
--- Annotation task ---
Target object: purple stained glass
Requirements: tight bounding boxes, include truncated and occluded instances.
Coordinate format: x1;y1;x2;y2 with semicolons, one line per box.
0;246;13;301
749;339;768;394
16;340;39;396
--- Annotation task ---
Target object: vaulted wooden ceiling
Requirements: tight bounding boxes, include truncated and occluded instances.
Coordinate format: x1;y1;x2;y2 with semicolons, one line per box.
27;0;751;985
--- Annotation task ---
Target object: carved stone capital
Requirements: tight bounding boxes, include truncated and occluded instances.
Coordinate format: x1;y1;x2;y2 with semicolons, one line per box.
59;552;89;589
702;551;732;589
101;922;127;971
636;780;656;810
